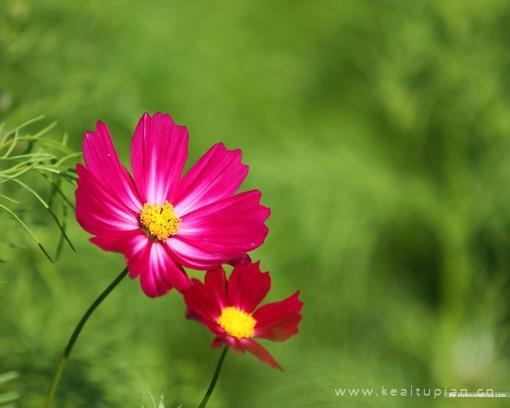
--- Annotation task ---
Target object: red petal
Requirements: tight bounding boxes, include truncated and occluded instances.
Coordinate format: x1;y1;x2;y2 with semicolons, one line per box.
239;339;282;370
227;262;271;313
183;275;224;329
211;337;223;348
204;267;227;309
253;292;303;341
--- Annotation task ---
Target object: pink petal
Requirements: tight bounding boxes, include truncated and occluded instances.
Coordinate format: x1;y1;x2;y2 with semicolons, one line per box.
253;292;303;341
94;230;190;297
178;190;269;228
90;229;148;258
166;238;239;270
168;191;270;269
173;143;248;216
130;113;188;204
227;262;270;313
82;121;142;213
148;242;191;295
76;165;140;234
238;339;282;370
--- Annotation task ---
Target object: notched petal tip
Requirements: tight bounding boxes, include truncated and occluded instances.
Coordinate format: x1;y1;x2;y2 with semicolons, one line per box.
95;119;108;129
131;111;188;204
141;111;177;126
246;189;271;221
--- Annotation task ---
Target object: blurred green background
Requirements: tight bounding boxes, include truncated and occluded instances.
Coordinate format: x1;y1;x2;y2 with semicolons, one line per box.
1;0;510;406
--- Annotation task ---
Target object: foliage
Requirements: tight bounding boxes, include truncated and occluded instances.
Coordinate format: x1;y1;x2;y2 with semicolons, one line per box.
0;116;77;262
0;371;19;407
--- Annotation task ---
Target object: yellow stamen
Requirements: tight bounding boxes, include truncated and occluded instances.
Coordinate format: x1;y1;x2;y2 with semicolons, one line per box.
139;202;180;241
217;306;256;339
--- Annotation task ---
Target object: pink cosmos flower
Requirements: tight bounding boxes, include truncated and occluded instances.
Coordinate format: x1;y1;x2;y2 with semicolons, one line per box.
76;113;270;297
183;262;303;369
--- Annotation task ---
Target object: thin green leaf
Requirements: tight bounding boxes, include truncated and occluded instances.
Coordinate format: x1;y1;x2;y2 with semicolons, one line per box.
0;194;20;204
55;203;69;259
1;152;56;161
55;152;81;167
32;166;61;175
5;115;45;134
0;372;18;385
30;121;57;140
0;203;53;262
10;179;76;252
40;173;75;210
1;130;19;159
39;139;74;155
0;391;19;404
0;161;40;182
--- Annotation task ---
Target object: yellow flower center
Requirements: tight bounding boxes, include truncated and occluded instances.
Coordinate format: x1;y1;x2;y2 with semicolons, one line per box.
217;307;256;339
139;202;180;241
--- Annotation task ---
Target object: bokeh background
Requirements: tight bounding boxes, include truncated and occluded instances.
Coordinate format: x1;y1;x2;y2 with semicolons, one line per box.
1;0;510;407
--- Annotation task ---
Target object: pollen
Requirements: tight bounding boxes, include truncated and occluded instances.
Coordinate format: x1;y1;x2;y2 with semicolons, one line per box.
217;306;256;339
139;202;180;241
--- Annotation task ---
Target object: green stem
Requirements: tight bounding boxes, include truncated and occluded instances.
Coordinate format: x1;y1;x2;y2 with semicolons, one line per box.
198;346;229;408
44;267;128;408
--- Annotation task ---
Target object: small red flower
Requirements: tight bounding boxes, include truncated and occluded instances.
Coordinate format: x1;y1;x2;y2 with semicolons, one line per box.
183;262;303;369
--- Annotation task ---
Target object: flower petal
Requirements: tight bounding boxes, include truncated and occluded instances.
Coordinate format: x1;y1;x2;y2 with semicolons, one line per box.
204;267;228;310
147;242;190;295
173;143;248;216
166;238;240;270
96;233;190;297
238;339;282;370
211;337;224;348
76;165;140;234
211;336;237;349
90;229;148;257
131;113;188;204
253;292;303;341
183;273;225;330
227;262;270;312
82;121;142;213
168;191;270;269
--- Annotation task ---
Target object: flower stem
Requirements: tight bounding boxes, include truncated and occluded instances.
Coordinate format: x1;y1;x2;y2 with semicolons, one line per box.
198;346;229;408
44;267;128;408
